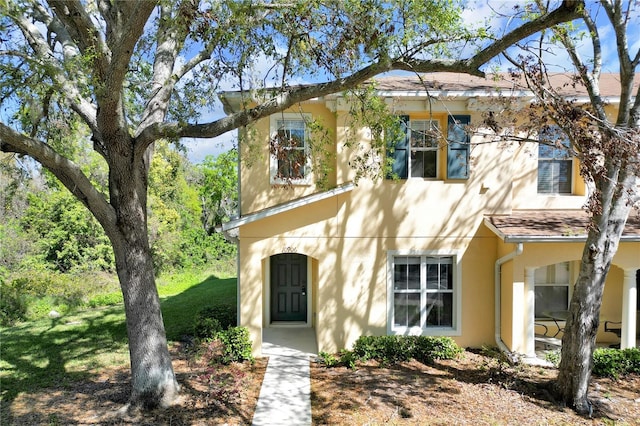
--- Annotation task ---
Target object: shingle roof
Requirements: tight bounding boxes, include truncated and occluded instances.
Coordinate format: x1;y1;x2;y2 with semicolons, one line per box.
372;72;640;98
485;210;640;242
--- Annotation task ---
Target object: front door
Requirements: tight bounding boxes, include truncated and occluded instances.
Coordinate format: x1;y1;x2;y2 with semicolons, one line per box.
271;253;307;322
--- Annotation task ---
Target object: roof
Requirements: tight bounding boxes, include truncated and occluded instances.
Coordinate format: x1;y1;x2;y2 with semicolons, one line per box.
371;72;640;99
222;182;355;231
485;210;640;243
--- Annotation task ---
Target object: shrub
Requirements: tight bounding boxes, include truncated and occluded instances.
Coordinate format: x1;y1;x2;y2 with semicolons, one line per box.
88;292;123;308
413;336;463;364
193;304;237;340
593;347;640;378
218;327;254;364
329;335;463;368
194;316;223;340
0;281;27;326
194;304;236;333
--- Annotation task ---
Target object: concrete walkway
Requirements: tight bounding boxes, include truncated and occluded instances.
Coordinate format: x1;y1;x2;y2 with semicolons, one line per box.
251;328;318;426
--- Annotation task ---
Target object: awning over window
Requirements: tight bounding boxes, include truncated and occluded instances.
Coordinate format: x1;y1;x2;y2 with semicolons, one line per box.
485;210;640;243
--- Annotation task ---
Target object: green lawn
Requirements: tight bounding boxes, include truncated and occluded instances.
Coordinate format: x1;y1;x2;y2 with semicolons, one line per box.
0;269;236;402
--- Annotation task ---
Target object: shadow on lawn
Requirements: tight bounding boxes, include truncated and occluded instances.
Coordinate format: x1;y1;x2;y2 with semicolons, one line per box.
0;273;236;405
0;308;128;403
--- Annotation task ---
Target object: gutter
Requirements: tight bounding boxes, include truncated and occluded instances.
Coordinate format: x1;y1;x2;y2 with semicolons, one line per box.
494;243;524;363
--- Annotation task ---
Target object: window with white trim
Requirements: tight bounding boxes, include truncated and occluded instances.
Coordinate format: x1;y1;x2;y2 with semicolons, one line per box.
388;252;461;334
270;114;310;184
534;261;571;319
387;115;470;180
537;126;572;194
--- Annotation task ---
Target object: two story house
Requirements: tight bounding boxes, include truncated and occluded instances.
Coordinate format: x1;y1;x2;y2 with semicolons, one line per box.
222;72;640;359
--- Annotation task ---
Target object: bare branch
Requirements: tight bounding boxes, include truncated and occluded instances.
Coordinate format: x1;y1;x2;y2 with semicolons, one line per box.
464;0;583;70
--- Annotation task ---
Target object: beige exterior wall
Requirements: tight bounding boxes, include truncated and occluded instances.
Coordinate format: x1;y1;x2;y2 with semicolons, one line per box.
234;97;639;356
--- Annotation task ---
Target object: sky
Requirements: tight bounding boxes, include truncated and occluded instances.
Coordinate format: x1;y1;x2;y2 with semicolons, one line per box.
179;1;637;163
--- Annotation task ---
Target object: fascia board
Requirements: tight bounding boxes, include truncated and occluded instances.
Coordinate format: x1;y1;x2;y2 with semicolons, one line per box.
222;182;355;231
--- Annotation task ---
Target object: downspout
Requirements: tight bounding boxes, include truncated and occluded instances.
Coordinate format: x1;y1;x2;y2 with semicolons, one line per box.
494;243;523;362
235;134;242;327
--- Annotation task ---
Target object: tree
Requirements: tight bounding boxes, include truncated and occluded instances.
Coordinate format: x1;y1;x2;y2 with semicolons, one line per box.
483;0;639;414
198;149;238;236
0;0;583;410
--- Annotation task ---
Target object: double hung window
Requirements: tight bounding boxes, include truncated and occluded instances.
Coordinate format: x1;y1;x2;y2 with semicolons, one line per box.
387;115;470;180
270;114;309;184
388;253;460;334
537;126;572;194
410;120;440;178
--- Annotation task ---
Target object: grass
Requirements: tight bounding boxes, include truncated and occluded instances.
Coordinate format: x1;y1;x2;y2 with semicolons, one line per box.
0;268;237;402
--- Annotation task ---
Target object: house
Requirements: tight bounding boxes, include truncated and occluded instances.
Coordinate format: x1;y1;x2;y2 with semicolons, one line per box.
221;72;640;359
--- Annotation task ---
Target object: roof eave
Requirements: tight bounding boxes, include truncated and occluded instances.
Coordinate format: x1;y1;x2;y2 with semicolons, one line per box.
222;182;355;231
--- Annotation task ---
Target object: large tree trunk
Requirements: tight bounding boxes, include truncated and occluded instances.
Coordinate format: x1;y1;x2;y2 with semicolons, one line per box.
556;171;633;414
108;141;180;410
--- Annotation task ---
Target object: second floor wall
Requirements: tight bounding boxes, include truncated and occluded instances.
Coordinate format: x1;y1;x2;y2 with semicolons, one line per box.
238;94;593;238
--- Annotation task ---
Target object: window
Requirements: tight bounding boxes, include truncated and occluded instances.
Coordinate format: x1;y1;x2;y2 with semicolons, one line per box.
388;252;461;335
534;262;571;319
538;126;572;193
387;115;470;180
270;114;309;184
410;120;439;178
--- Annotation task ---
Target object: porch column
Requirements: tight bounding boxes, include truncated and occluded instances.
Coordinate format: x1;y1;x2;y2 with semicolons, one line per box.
620;268;637;349
524;267;536;357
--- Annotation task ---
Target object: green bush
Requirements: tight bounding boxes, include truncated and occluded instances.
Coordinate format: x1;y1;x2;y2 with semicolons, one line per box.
0;281;27;325
412;335;463;364
326;335;462;368
593;347;640;378
194;316;223;340
193;304;237;337
218;327;254;364
0;270;120;325
88;292;123;307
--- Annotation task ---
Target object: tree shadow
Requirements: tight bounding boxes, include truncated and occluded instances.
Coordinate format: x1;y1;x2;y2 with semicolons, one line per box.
1;273;237;408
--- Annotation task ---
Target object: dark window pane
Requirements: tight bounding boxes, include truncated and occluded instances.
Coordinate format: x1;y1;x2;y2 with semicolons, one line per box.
534;286;569;318
411;150;437;178
426;293;452;327
394;293;421;327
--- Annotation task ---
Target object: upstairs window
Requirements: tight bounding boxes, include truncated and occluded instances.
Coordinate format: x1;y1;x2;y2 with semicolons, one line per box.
410;120;440;178
538;126;572;194
387;115;470;180
534;262;571;319
270;114;310;184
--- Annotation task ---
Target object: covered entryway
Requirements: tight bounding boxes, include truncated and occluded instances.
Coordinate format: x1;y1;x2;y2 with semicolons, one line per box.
270;253;308;322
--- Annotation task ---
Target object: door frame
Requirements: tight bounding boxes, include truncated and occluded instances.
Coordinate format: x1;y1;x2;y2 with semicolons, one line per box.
264;254;313;327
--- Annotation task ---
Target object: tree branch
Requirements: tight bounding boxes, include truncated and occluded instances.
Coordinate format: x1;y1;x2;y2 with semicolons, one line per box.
136;0;583;148
48;0;110;79
466;0;583;70
9;6;99;133
0;123;117;234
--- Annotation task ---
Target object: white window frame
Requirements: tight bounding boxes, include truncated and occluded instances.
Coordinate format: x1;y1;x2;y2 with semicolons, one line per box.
269;113;312;185
409;119;440;179
387;250;462;336
534;261;572;320
537;127;573;194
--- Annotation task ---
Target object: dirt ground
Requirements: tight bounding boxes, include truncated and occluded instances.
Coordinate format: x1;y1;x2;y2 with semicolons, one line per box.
3;346;639;425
